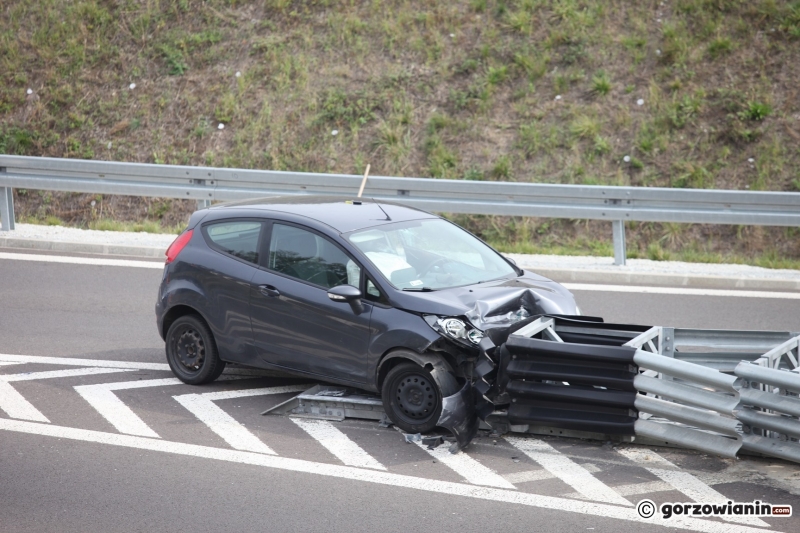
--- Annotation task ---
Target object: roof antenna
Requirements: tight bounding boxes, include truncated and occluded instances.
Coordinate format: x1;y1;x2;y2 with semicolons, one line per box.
357;164;370;198
376;202;391;221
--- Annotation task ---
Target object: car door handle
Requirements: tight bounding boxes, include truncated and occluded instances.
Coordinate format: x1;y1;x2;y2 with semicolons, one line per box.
259;284;280;297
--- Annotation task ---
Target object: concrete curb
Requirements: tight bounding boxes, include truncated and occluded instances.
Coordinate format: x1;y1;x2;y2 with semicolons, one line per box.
2;236;799;292
0;237;166;259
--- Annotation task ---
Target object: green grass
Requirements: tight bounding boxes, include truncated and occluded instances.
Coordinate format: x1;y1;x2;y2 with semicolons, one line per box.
87;219;183;234
2;0;799;264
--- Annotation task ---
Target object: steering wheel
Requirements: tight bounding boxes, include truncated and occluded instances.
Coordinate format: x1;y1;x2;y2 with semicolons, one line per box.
419;257;449;277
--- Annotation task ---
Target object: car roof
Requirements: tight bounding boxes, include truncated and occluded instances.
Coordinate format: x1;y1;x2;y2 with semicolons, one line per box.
211;195;438;233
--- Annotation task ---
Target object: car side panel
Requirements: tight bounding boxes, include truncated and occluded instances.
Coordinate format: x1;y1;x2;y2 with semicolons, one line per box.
160;242;258;364
364;306;444;392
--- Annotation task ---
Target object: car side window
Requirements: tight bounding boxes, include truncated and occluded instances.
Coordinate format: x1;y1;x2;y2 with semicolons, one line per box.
365;278;388;304
204;221;262;264
268;224;360;289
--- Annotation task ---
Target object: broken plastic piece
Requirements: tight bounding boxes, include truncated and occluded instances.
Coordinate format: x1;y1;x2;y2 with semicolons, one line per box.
422;436;444;449
404;433;422;443
436;381;479;453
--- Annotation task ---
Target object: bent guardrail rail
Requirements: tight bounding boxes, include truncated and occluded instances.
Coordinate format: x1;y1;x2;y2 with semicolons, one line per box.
473;318;800;462
735;337;800;463
3;155;800;265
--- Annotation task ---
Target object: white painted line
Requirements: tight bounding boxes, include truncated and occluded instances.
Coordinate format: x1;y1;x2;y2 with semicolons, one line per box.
617;447;769;527
2;368;134;382
502;469;554;484
0;354;170;371
0;368;135;423
0;251;164;269
291;418;386;470
565;283;800;300
175;394;276;455
0;362;23;366
75;378;182;438
0;380;50;422
506;436;632;506
414;441;516;489
173;385;309;455
0;419;775;533
564;481;674;500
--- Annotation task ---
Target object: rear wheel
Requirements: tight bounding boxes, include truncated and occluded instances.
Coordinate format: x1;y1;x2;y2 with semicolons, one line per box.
165;314;225;385
382;362;444;433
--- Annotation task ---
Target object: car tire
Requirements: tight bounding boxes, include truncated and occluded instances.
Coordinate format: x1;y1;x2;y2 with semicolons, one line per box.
382;362;447;434
165;314;226;385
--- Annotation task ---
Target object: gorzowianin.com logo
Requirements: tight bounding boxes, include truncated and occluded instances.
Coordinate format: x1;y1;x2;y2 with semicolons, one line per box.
637;499;792;520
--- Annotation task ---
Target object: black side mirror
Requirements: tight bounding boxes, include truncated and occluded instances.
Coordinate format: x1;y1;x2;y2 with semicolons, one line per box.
327;285;364;315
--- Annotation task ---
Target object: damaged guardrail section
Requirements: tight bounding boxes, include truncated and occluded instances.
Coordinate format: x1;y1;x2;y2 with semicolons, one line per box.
475;317;644;439
473;317;800;464
736;335;800;463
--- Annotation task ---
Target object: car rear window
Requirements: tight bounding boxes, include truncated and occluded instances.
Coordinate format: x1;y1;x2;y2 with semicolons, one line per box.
204;221;262;263
268;223;360;289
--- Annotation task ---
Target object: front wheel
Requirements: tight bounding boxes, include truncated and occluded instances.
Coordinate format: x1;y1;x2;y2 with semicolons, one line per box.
382;362;444;433
165;314;225;385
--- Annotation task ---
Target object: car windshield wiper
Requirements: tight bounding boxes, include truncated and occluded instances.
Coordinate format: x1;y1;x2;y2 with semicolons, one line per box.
402;287;435;292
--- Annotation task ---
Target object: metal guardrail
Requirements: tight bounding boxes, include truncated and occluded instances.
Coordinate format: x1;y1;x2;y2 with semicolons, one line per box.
626;328;800;462
736;338;800;463
473;318;800;463
2;155;800;265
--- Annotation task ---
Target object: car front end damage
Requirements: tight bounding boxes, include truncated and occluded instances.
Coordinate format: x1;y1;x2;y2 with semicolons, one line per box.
419;284;582;452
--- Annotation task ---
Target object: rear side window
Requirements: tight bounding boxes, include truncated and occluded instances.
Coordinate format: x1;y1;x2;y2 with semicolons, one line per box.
268;223;360;288
204;221;262;264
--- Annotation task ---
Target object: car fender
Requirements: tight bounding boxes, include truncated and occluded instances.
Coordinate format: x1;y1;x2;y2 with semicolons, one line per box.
377;349;459;396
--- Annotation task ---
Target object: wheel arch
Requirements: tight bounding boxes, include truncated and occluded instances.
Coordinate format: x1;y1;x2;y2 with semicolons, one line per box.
160;304;211;341
376;349;459;396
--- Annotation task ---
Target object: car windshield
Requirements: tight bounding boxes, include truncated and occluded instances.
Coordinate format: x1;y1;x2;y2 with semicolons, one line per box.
346;218;517;290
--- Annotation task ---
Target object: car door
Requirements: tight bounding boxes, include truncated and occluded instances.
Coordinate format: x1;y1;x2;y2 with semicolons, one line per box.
197;219;265;364
249;222;372;384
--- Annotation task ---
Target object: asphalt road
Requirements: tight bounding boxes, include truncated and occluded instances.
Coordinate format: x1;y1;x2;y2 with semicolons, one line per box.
1;253;798;533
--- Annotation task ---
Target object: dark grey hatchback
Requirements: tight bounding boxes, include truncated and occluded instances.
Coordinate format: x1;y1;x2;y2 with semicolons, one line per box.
156;196;579;435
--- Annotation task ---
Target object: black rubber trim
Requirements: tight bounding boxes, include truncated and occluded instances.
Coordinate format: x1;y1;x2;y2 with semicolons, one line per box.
508;405;637;435
505;360;637;391
504;335;637;364
507;381;637;408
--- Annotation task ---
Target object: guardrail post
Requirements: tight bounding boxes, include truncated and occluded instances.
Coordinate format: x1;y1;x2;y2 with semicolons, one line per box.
0;169;15;231
197;199;211;210
612;220;625;266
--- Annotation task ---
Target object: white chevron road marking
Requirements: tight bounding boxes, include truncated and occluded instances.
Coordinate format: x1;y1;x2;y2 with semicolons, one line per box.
414;440;517;489
174;385;310;455
0;353;170;371
0;368;135;423
75;378;183;438
617;447;770;527
0;419;776;533
291;418;387;470
506;436;632;506
75;376;269;438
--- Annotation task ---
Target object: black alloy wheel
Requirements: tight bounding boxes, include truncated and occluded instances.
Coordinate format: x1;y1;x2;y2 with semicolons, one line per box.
165;314;225;385
382;362;444;433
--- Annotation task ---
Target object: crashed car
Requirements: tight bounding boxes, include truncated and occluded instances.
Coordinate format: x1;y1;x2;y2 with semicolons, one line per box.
156;196;580;443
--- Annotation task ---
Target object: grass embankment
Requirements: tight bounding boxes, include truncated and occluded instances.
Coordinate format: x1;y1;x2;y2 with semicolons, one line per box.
1;0;799;266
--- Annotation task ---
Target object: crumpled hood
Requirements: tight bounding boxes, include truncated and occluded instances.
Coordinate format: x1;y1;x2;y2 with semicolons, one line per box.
391;271;579;330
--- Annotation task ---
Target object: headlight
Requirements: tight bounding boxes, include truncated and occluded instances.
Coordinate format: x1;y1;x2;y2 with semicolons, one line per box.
437;318;484;345
467;329;484;344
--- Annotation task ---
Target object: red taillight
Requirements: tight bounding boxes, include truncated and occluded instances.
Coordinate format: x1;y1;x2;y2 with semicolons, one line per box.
165;229;194;264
